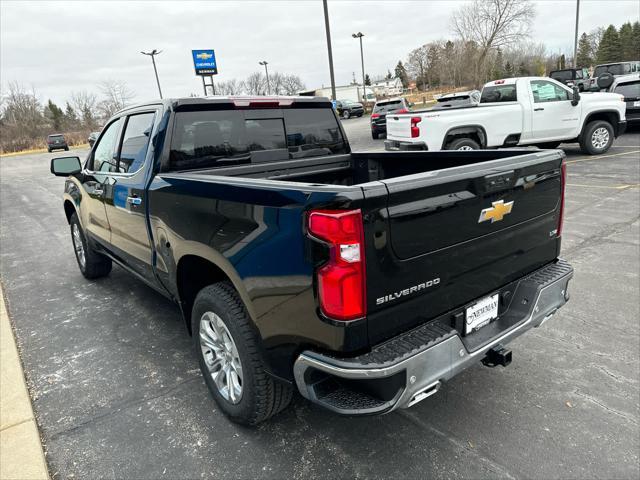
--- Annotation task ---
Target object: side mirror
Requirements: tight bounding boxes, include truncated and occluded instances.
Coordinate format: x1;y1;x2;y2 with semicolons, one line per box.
51;156;82;177
571;86;581;106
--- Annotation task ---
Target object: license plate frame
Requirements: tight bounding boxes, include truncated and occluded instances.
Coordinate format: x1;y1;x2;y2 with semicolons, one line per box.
465;293;499;335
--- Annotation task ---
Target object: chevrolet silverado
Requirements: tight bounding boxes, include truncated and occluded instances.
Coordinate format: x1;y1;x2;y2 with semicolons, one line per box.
51;96;573;425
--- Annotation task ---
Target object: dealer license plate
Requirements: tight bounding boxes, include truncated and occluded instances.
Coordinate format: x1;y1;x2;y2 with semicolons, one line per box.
465;293;499;334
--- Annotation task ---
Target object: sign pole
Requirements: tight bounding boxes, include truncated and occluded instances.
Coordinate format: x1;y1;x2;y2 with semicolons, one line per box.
202;76;207;96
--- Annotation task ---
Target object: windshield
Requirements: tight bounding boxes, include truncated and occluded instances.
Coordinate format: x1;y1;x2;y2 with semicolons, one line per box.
614;81;640;99
373;100;403;113
169;108;348;171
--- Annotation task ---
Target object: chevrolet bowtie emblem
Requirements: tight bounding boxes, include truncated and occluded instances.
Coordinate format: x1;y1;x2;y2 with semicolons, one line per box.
478;200;514;223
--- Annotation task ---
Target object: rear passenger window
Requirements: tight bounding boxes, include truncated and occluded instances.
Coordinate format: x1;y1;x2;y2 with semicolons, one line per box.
480;85;518;103
118;112;155;173
284;109;346;159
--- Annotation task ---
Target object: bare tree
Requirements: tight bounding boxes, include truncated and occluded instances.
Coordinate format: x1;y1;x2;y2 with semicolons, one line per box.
269;72;285;95
97;80;135;119
407;45;430;91
71;90;99;129
215;79;242;95
1;82;45;137
244;72;266;95
451;0;535;85
281;74;305;95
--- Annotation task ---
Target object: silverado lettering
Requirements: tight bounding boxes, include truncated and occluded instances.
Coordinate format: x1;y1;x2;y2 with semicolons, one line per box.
376;278;441;305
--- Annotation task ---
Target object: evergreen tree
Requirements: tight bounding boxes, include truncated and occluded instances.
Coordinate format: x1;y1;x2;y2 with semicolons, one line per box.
504;61;514;77
517;62;528;76
385;70;393;80
490;48;504;80
618;22;634;60
632;22;640;61
394;60;409;88
44;99;64;131
364;74;371;86
576;32;592;67
596;25;622;63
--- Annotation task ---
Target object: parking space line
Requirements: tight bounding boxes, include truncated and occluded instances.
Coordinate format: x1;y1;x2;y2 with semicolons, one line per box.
566;183;640;190
566;150;640;165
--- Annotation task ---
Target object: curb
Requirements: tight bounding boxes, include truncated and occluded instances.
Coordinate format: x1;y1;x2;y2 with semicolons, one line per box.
0;283;49;480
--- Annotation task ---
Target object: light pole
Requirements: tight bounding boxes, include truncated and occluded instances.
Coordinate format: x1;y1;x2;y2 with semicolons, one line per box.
573;0;580;67
141;49;163;99
352;32;366;104
322;0;337;101
259;60;270;95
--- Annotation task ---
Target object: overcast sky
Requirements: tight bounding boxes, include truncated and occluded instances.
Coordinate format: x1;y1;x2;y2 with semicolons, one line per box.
1;0;638;105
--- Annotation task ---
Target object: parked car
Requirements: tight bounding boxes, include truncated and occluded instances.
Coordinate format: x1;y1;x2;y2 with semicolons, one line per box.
431;90;481;109
589;61;640;90
335;99;364;119
47;134;68;152
88;131;101;148
549;68;590;91
51;95;573;425
385;77;626;155
609;73;640;125
370;97;412;139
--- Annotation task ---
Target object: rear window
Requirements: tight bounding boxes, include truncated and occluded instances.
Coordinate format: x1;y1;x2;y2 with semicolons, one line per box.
169;108;347;171
550;70;573;81
614;81;640;99
594;64;631;76
48;135;64;140
437;95;469;103
480;85;518;103
373;100;402;113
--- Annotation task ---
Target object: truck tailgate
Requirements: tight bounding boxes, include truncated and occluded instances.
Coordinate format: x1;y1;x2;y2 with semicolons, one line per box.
362;151;564;344
386;115;412;138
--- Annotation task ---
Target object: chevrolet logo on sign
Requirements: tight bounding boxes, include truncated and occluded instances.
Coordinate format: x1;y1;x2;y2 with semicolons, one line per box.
196;52;213;60
478;200;514;223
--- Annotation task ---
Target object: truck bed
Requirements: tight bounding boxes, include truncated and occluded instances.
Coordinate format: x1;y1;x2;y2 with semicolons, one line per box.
182;149;546;186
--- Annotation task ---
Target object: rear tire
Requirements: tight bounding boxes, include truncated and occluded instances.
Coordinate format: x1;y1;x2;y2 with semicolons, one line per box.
69;213;112;279
579;120;614;155
447;137;480;150
65;146;69;151
536;141;562;149
193;282;293;426
372;131;380;139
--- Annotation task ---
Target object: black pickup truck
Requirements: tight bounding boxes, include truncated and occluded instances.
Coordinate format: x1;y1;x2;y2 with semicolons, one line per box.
51;96;573;425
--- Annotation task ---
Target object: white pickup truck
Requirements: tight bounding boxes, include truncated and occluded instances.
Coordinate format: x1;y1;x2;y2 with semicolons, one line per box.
385;77;627;155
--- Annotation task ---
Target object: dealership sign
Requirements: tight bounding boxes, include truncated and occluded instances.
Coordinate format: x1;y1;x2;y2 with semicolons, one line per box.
192;50;218;75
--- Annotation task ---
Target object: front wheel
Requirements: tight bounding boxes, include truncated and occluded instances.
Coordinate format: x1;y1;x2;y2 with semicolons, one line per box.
580;120;614;155
447;137;480;150
69;213;112;279
342;110;350;120
193;282;293;425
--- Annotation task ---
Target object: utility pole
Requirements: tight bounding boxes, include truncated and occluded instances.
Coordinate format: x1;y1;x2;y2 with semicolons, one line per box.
259;60;270;95
141;49;163;99
322;0;337;101
573;0;580;67
352;32;366;103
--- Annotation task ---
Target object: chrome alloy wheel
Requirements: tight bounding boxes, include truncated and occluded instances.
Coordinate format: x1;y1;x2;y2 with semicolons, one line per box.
458;145;474;150
591;127;610;150
199;311;243;404
72;223;86;269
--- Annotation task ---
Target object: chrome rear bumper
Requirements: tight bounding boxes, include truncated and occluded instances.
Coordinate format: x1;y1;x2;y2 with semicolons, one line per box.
294;259;573;415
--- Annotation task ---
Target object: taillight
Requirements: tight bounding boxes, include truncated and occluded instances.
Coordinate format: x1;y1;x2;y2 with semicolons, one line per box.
557;162;566;237
308;209;366;321
371;113;380;119
411;117;422;138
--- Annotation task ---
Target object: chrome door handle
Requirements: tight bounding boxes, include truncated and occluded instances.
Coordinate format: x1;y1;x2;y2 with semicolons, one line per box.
93;189;104;195
127;196;142;206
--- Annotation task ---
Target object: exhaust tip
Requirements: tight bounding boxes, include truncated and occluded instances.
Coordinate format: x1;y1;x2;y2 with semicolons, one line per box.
407;381;441;408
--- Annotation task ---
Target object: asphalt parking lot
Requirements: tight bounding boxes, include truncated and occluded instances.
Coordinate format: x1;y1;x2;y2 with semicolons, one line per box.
1;123;639;479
